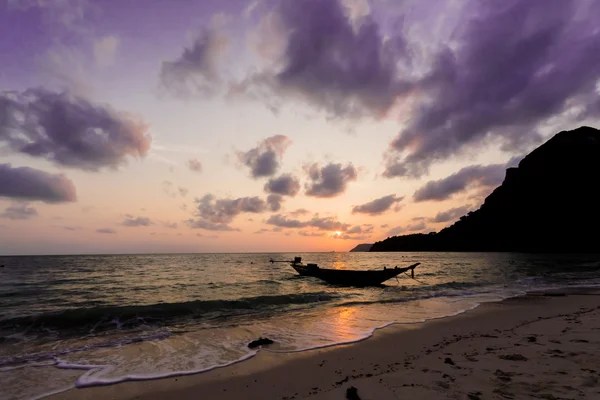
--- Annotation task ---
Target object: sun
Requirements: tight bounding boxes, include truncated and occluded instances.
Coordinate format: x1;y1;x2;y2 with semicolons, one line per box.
335;231;341;236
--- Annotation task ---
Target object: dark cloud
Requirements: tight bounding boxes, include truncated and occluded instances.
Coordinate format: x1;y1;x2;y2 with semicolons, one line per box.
289;208;310;217
265;214;306;229
413;164;506;202
308;215;350;231
178;187;189;197
238;0;411;118
195;194;269;224
386;221;427;237
185;218;240;231
122;216;152;227
188;193;277;231
430;205;472;223
264;173;300;196
304;162;357;198
352;194;404;216
266;194;283;212
347;225;374;235
63;226;80;231
266;214;350;231
1;203;38;220
384;0;600;178
186;158;203;173
0;163;77;203
159;26;229;97
96;228;117;234
237;135;291;178
0;88;151;171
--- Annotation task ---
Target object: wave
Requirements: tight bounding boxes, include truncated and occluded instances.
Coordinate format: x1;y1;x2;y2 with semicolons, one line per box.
336;285;510;308
0;291;343;337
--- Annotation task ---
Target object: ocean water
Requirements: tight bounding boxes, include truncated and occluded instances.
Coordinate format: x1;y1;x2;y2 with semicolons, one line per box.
1;252;600;399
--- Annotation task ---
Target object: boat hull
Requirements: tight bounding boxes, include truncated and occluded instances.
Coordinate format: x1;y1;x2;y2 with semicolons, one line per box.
291;263;419;286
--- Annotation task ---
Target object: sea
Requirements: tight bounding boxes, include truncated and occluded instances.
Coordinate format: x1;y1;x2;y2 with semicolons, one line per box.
1;252;600;400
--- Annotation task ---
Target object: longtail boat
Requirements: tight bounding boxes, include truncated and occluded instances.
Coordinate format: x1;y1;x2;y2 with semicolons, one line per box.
269;257;420;287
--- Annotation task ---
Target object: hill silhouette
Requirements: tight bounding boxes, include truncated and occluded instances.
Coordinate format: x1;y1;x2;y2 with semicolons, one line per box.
349;243;373;252
370;126;600;253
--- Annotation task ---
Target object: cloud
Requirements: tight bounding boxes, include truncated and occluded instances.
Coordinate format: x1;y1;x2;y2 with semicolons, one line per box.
346;225;374;235
298;231;325;237
289;208;309;217
0;164;77;203
196;194;268;223
9;1;94;94
307;216;350;231
237;135;291;178
162;180;176;197
196;233;219;239
266;214;350;231
8;0;91;34
386;221;427;237
265;214;306;229
96;228;117;234
430;205;472;223
266;194;283;212
159;18;230;97
384;0;600;178
186;158;203;173
237;0;411;119
0;88;151;171
1;203;38;220
178;187;189;197
334;223;374;240
122;216;152;227
185;218;240;231
352;194;404;216
190;193;275;230
264;173;300;196
333;233;371;241
39;43;92;96
304;162;357;198
94;35;119;66
161;221;178;229
413;164;506;202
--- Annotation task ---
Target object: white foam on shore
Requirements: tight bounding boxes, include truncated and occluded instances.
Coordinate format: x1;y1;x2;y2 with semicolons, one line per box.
55;351;257;388
34;290;523;398
264;301;485;354
13;288;533;400
32;384;75;400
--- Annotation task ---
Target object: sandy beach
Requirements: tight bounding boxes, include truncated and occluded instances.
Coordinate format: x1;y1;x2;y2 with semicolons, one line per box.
48;288;600;400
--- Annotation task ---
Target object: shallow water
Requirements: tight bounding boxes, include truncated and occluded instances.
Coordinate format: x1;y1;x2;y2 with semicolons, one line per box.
1;252;600;399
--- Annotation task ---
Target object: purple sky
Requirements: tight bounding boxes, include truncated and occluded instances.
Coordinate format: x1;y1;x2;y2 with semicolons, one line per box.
1;0;599;254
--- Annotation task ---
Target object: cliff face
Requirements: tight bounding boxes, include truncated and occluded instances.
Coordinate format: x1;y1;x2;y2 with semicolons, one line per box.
370;126;600;253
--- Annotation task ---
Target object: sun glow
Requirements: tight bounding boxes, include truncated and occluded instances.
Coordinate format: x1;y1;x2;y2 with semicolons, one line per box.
335;231;341;236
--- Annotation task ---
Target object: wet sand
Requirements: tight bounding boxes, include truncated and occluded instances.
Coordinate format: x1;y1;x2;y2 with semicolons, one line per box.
50;288;600;400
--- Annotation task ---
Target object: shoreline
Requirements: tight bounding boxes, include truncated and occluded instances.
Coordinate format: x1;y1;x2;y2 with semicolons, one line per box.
49;286;600;400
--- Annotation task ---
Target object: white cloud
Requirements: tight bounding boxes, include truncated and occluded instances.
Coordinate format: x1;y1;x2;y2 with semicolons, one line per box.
94;35;120;66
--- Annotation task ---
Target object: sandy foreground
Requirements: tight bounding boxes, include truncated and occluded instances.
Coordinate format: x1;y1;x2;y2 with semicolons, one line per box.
51;288;600;400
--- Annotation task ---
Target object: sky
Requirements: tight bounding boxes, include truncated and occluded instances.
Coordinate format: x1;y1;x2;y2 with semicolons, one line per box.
1;0;599;255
